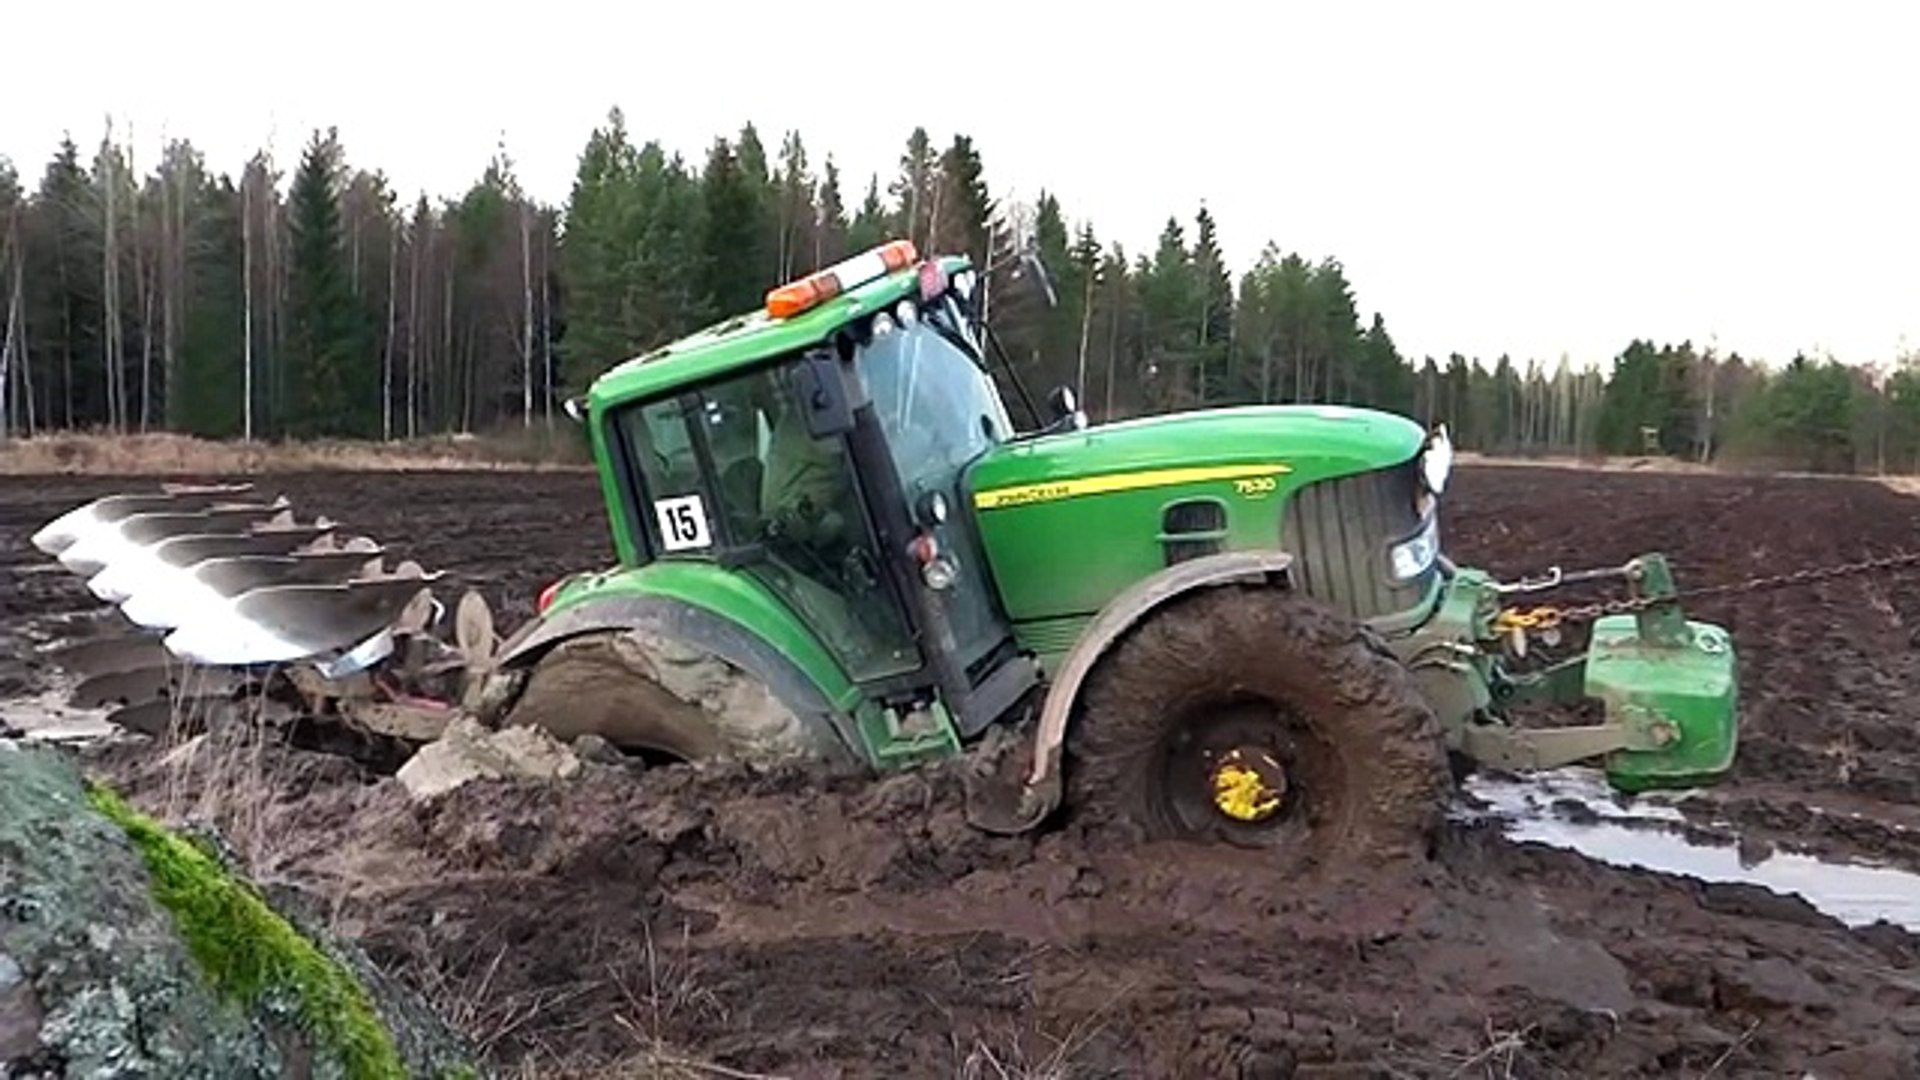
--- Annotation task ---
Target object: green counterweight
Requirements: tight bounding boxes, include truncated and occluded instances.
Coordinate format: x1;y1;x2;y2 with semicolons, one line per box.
1589;613;1739;790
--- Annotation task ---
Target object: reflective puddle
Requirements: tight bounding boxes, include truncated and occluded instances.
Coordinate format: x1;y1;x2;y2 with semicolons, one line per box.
1462;768;1920;932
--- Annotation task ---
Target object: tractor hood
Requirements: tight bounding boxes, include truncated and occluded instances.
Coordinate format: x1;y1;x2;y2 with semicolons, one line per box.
962;404;1432;631
968;403;1428;506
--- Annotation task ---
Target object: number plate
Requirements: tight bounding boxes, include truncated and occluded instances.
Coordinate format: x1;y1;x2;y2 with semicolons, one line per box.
654;495;712;551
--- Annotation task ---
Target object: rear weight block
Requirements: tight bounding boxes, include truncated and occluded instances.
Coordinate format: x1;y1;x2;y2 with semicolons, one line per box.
1588;615;1738;792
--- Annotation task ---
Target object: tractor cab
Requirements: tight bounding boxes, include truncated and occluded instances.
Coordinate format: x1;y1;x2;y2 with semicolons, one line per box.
586;241;1047;745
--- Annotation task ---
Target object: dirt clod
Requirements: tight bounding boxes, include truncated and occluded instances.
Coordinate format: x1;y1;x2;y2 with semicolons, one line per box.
397;715;582;800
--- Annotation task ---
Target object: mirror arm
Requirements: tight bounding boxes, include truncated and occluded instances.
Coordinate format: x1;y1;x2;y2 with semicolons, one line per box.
978;318;1044;433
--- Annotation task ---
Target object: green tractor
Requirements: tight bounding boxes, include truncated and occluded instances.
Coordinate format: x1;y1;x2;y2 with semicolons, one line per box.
31;239;1738;865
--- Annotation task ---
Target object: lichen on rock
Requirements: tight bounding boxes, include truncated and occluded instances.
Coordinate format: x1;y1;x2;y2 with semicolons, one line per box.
0;741;477;1079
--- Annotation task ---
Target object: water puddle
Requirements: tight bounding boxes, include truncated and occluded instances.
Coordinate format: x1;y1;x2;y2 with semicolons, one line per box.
1462;768;1920;932
0;685;114;743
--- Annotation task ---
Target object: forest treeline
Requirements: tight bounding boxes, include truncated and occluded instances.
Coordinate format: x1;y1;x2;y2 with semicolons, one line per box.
1;112;1915;473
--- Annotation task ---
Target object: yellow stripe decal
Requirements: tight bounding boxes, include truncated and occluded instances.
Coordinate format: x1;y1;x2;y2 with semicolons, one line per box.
972;463;1292;510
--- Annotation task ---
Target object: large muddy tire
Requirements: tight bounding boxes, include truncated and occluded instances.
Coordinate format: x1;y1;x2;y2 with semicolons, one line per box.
489;627;844;765
1065;584;1450;869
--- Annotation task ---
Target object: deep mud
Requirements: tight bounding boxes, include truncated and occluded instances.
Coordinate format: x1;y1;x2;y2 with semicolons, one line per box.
8;465;1920;1077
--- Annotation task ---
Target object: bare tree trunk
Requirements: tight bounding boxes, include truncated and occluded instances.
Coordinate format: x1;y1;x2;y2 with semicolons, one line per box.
101;143;123;433
264;181;279;431
1102;297;1120;421
440;266;452;433
1699;359;1717;463
520;200;533;428
407;222;421;439
58;235;73;429
1075;269;1095;401
137;244;154;431
162;157;179;431
242;171;255;441
925;182;943;255
461;328;474;433
0;219;15;440
541;265;553;429
374;219;393;441
15;246;32;435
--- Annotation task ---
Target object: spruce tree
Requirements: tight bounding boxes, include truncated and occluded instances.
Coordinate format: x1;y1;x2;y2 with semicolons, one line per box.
700;137;765;318
932;135;992;264
815;157;848;265
848;175;890;253
559;108;641;388
889;128;936;247
175;177;246;436
775;131;813;278
1191;206;1233;402
283;127;371;437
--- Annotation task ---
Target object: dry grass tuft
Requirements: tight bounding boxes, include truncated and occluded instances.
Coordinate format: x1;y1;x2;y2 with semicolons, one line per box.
0;428;594;476
154;693;296;872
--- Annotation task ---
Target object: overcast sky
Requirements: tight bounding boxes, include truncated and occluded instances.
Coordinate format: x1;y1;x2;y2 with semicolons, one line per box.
5;1;1915;371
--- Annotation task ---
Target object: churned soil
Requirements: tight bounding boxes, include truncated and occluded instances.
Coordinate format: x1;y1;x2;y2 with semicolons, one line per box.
8;464;1920;1077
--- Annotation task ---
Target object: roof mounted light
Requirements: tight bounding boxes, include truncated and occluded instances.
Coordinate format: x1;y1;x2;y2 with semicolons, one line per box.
766;239;919;320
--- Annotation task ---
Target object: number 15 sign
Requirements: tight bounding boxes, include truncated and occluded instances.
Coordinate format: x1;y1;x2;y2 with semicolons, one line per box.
654;495;712;551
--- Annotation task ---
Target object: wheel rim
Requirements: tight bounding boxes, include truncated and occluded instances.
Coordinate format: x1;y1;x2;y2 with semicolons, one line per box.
1156;698;1331;842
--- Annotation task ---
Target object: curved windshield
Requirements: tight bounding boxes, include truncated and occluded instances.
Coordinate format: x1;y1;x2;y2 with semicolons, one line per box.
858;301;1010;483
857;297;1015;671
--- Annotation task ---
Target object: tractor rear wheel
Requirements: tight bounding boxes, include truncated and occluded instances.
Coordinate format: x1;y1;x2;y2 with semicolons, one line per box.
480;627;844;765
1065;585;1449;869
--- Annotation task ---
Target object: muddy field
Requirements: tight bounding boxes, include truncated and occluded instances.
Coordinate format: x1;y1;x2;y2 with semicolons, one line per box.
7;465;1920;1078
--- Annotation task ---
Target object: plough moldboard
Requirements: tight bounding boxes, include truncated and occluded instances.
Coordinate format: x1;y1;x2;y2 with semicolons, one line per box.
25;483;499;745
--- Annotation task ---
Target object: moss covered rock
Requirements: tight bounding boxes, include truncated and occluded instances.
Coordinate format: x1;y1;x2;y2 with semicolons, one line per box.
0;742;477;1079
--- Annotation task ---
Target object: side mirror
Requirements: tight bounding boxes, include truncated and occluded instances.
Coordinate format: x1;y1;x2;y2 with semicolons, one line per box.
792;352;855;438
1046;385;1088;432
562;395;588;423
949;269;982;313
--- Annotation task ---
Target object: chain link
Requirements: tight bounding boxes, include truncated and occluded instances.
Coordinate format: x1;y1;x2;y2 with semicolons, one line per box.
1540;549;1920;626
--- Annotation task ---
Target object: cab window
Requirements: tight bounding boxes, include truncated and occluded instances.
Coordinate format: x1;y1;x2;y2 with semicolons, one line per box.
613;361;922;684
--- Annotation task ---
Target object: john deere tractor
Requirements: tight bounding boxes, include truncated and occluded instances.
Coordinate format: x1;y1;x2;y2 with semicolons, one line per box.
29;239;1739;865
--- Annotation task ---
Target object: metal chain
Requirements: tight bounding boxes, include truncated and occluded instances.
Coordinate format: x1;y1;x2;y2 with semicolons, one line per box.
1546;549;1920;626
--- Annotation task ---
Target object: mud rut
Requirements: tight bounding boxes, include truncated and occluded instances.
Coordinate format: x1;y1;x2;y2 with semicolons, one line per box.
7;467;1920;1078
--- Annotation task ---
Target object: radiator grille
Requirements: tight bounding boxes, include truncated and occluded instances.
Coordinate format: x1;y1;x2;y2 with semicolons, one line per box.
1279;460;1433;622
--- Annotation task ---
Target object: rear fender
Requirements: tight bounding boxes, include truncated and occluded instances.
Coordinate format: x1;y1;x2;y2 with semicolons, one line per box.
487;595;858;762
974;551;1296;833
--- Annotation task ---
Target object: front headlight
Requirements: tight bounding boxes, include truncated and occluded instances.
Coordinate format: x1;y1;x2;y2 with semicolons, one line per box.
1389;515;1441;581
1420;424;1454;495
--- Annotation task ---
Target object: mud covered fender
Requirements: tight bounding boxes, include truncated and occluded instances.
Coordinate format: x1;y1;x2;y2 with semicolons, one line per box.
479;594;858;764
967;550;1297;834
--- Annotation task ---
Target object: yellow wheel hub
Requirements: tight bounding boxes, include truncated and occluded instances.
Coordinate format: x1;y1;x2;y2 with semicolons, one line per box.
1210;748;1286;822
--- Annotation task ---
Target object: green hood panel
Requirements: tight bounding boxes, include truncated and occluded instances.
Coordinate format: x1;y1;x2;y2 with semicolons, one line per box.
964;404;1427;626
969;404;1425;494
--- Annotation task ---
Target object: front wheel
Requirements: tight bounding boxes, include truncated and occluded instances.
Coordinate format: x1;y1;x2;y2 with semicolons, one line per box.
1065;585;1450;870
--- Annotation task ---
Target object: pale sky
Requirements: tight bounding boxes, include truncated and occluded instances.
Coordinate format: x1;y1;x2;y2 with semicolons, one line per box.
5;1;1916;371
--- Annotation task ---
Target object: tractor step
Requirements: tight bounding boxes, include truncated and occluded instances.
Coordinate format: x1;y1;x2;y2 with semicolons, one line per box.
858;700;962;767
